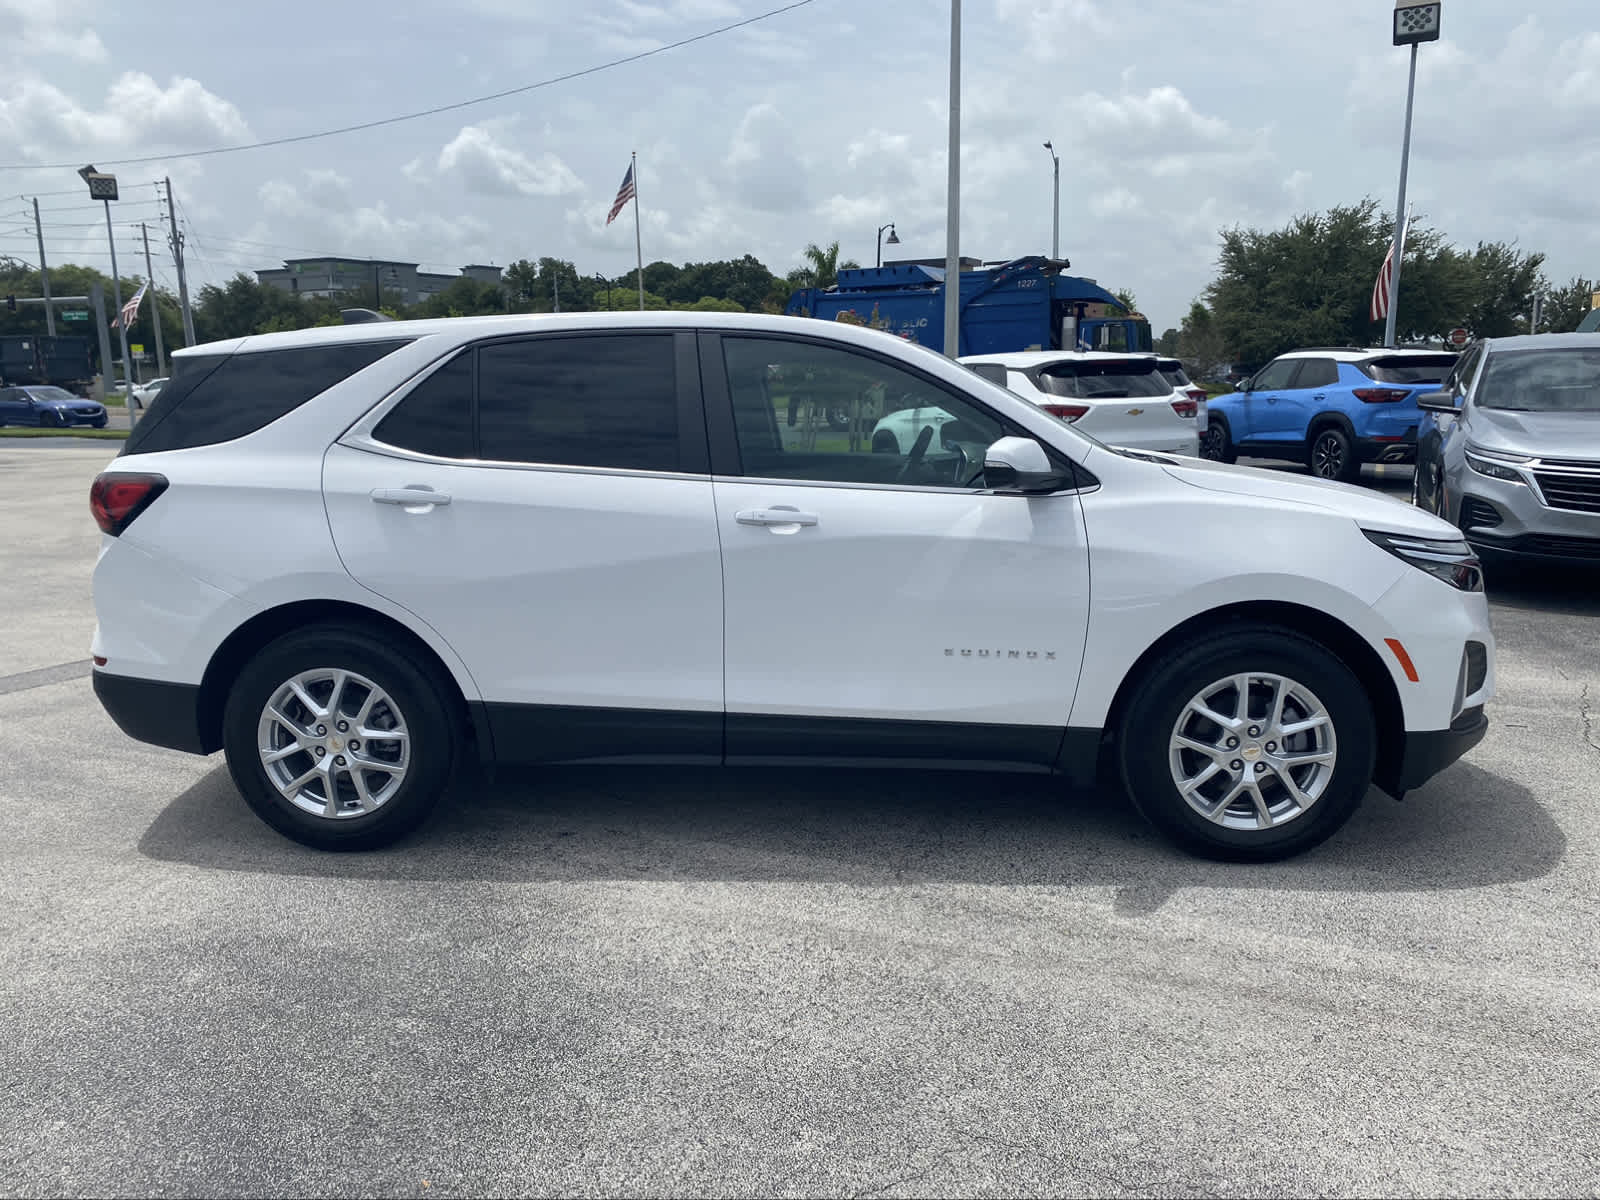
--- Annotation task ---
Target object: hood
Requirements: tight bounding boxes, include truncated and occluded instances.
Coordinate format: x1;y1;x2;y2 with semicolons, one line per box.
1467;407;1600;460
1160;456;1460;538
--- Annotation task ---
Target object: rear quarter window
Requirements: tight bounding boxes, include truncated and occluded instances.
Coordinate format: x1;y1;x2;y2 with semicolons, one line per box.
121;340;413;455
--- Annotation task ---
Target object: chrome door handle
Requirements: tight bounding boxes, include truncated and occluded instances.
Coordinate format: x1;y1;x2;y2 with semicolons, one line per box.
736;507;819;527
371;487;451;507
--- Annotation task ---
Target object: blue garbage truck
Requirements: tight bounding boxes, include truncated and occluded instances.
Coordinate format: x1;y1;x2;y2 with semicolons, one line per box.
783;255;1152;356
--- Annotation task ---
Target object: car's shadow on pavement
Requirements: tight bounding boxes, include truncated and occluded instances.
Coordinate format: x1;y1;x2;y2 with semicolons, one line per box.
1484;561;1600;618
138;759;1561;911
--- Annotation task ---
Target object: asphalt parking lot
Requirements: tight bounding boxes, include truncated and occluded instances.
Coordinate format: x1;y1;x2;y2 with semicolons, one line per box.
2;441;1597;1198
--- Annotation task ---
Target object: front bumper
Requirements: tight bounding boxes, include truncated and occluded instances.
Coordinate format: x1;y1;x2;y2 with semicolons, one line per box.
1453;464;1600;563
93;670;213;755
1386;706;1489;796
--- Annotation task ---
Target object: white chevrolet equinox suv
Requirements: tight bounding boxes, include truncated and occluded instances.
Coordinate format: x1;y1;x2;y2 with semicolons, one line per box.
89;313;1495;860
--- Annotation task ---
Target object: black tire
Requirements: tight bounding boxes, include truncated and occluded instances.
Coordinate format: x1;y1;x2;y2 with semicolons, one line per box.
871;430;899;455
1115;625;1377;862
38;410;61;428
826;404;852;432
1199;415;1236;463
1309;425;1359;483
222;625;460;850
92;418;107;429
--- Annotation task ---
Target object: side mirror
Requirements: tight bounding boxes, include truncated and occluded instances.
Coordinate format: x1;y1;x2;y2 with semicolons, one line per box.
1417;389;1458;414
983;436;1067;493
1235;378;1251;392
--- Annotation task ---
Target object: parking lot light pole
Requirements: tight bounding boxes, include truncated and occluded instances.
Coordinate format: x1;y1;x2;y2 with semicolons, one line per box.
1384;1;1441;349
876;223;899;269
79;166;136;417
1043;140;1060;260
943;0;961;359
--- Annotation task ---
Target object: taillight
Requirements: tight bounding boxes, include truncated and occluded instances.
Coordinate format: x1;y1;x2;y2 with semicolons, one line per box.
1353;388;1411;404
90;472;167;535
1186;386;1207;402
1040;402;1090;422
1170;398;1199;418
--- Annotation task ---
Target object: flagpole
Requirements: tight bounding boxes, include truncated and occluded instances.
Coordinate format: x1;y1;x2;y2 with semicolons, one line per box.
631;151;644;311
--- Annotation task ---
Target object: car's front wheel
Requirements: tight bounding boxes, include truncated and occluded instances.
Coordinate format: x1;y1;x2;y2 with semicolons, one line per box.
1116;626;1376;861
222;625;460;850
38;410;61;428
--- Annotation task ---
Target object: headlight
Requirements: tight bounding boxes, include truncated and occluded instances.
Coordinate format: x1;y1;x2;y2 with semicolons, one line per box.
1464;451;1525;483
1364;530;1483;592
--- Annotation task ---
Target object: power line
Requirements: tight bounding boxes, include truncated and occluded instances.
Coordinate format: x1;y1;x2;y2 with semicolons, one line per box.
13;181;164;198
0;0;818;171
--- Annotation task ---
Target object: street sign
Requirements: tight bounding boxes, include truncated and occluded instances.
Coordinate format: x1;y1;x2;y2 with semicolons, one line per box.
60;309;89;321
1448;327;1470;348
131;343;144;355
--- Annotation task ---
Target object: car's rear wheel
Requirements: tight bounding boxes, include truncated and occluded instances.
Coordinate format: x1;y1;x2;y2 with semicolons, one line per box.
222;625;459;850
1309;426;1358;482
826;404;852;431
1199;415;1236;463
871;430;899;455
1115;626;1376;861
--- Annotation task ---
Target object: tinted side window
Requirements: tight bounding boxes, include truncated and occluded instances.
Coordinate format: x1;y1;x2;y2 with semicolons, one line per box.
722;336;1005;488
1291;358;1339;389
122;341;411;456
372;354;474;459
476;335;677;471
1251;359;1300;391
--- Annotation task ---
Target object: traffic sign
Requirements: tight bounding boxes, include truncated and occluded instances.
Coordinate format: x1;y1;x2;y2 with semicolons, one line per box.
1448;327;1470;348
60;309;89;321
131;343;144;355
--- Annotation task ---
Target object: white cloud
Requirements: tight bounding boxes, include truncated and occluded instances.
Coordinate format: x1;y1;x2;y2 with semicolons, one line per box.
437;125;582;198
0;0;106;63
0;73;248;165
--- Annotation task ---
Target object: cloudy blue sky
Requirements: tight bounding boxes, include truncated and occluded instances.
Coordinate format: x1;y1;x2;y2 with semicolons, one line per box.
0;0;1595;332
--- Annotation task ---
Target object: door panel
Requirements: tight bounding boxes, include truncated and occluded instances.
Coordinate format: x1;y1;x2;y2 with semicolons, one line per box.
714;480;1088;746
1241;360;1303;443
324;445;724;723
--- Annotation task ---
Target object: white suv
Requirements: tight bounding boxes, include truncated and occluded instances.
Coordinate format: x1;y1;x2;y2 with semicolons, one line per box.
90;313;1494;861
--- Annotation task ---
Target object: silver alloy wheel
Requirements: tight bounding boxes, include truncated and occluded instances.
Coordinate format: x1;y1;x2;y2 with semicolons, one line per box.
1168;671;1338;830
256;668;410;819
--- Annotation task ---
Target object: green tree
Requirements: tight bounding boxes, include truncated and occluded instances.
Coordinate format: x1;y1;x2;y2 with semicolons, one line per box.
1459;241;1545;337
1176;301;1229;381
795;241;860;290
1155;327;1180;355
1113;288;1139;314
411;276;507;319
1539;276;1598;333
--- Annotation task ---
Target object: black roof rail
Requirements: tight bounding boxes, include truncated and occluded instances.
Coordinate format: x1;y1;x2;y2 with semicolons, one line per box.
1290;345;1367;353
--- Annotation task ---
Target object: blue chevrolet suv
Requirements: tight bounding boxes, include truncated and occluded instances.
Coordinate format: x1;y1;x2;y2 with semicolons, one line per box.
1200;348;1457;482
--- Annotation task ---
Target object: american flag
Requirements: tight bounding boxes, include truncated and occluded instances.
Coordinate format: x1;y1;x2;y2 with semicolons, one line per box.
113;281;148;330
606;162;636;225
1369;218;1408;323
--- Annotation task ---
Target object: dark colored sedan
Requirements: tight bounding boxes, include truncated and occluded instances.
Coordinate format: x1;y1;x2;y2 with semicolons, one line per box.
0;385;107;428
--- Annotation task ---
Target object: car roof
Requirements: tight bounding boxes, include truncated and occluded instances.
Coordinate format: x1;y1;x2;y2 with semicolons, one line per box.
171;310;923;360
1482;332;1600;352
959;351;1160;367
1277;347;1455;362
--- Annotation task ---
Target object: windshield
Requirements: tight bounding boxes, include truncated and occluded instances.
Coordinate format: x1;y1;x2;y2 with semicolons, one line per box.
1037;360;1172;400
1477;347;1600;412
28;387;80;403
1360;354;1457;384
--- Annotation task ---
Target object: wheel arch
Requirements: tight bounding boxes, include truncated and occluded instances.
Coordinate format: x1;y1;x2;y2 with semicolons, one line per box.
1306;410;1356;441
1098;599;1404;793
197;599;488;759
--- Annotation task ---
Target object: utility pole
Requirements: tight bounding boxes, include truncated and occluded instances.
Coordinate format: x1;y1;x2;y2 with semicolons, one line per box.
140;223;166;377
942;0;961;358
553;269;561;313
90;281;115;406
32;198;55;335
164;177;196;345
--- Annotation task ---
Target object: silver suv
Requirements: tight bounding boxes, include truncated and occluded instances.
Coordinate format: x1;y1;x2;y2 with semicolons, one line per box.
1414;333;1600;563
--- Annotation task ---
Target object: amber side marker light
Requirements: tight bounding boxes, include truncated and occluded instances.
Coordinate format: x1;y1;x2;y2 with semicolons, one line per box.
1384;638;1420;683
